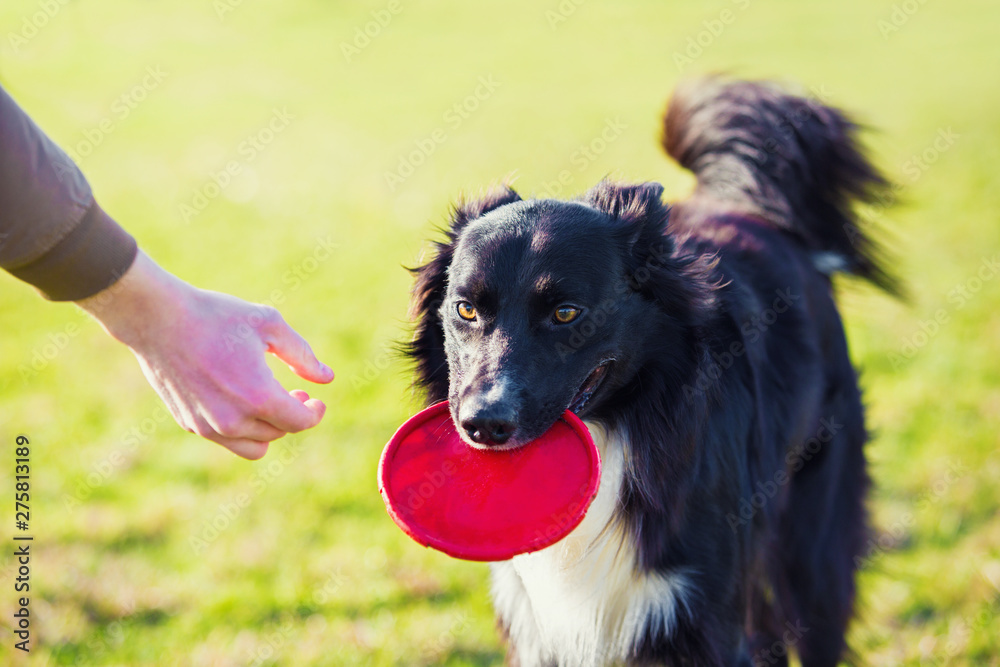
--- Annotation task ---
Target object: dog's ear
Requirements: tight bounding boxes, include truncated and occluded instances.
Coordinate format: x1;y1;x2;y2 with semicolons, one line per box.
584;180;718;321
405;186;522;404
581;181;669;250
449;185;523;234
582;180;674;277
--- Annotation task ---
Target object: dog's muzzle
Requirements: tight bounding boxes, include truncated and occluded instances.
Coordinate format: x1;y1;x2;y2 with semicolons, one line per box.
457;377;520;447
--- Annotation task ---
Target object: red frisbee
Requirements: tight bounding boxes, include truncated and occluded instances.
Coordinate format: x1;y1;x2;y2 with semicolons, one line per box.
378;401;601;561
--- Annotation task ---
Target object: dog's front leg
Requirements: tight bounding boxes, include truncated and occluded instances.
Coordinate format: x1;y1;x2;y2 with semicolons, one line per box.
489;562;553;667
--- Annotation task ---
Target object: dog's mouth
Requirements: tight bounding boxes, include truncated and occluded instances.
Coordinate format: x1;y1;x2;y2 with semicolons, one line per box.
452;360;614;450
569;360;613;415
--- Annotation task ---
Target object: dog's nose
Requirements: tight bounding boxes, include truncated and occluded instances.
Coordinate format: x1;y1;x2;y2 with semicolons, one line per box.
458;377;519;446
461;410;516;446
462;416;515;445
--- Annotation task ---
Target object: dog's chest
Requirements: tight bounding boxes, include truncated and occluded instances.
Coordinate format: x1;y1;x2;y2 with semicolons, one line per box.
489;425;689;667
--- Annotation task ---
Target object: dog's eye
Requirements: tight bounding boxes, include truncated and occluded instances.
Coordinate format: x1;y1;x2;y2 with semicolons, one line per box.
553;306;581;324
456;301;477;321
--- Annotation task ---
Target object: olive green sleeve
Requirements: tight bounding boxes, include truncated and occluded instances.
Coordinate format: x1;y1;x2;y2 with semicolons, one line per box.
0;84;137;301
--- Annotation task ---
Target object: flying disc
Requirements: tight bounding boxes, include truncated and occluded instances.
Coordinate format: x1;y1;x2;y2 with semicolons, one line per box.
378;401;601;561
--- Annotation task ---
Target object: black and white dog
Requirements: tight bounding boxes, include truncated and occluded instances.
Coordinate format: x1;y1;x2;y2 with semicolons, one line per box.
405;78;897;666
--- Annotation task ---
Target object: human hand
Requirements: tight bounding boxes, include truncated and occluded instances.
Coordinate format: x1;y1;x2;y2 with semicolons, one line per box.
77;251;334;459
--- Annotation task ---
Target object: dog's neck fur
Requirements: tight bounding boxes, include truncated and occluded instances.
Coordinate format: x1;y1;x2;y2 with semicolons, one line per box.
489;423;691;667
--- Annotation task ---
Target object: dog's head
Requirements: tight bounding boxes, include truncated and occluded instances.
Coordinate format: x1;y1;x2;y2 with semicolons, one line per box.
407;181;711;449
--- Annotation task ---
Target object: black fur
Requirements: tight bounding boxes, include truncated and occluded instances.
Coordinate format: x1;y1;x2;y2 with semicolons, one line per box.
404;77;895;666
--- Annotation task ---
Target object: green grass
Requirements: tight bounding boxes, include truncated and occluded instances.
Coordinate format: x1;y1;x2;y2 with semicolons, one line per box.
1;0;998;664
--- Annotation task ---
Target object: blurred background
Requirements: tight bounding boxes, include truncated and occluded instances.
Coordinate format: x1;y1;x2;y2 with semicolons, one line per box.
0;0;998;664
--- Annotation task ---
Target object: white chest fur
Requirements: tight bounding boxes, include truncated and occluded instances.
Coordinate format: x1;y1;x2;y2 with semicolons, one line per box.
489;424;690;667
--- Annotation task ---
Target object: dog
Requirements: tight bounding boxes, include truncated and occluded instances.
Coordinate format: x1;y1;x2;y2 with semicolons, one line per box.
404;78;897;666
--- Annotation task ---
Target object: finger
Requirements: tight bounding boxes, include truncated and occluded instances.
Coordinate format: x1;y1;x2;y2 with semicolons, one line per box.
264;317;335;384
289;390;326;420
216;437;270;461
205;414;288;443
257;382;327;433
184;413;280;459
304;397;327;421
203;433;271;461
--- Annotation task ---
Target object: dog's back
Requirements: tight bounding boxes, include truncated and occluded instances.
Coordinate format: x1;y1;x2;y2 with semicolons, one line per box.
656;78;896;665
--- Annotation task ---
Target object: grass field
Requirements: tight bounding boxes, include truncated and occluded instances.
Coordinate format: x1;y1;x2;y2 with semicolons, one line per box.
1;1;998;664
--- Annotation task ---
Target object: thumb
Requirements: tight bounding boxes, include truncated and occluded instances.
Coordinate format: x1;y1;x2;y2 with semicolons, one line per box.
265;318;335;384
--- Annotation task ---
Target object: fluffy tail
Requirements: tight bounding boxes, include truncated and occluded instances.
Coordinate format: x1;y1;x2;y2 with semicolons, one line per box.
662;77;899;295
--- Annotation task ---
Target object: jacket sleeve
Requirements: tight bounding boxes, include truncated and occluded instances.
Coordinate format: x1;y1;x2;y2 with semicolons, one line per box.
0;85;137;301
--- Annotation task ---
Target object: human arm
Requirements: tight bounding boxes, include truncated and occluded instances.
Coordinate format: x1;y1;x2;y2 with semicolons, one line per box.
2;83;334;458
76;250;335;460
0;83;137;300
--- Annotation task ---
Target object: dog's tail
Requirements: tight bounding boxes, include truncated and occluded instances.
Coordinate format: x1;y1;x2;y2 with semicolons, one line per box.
662;77;899;295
